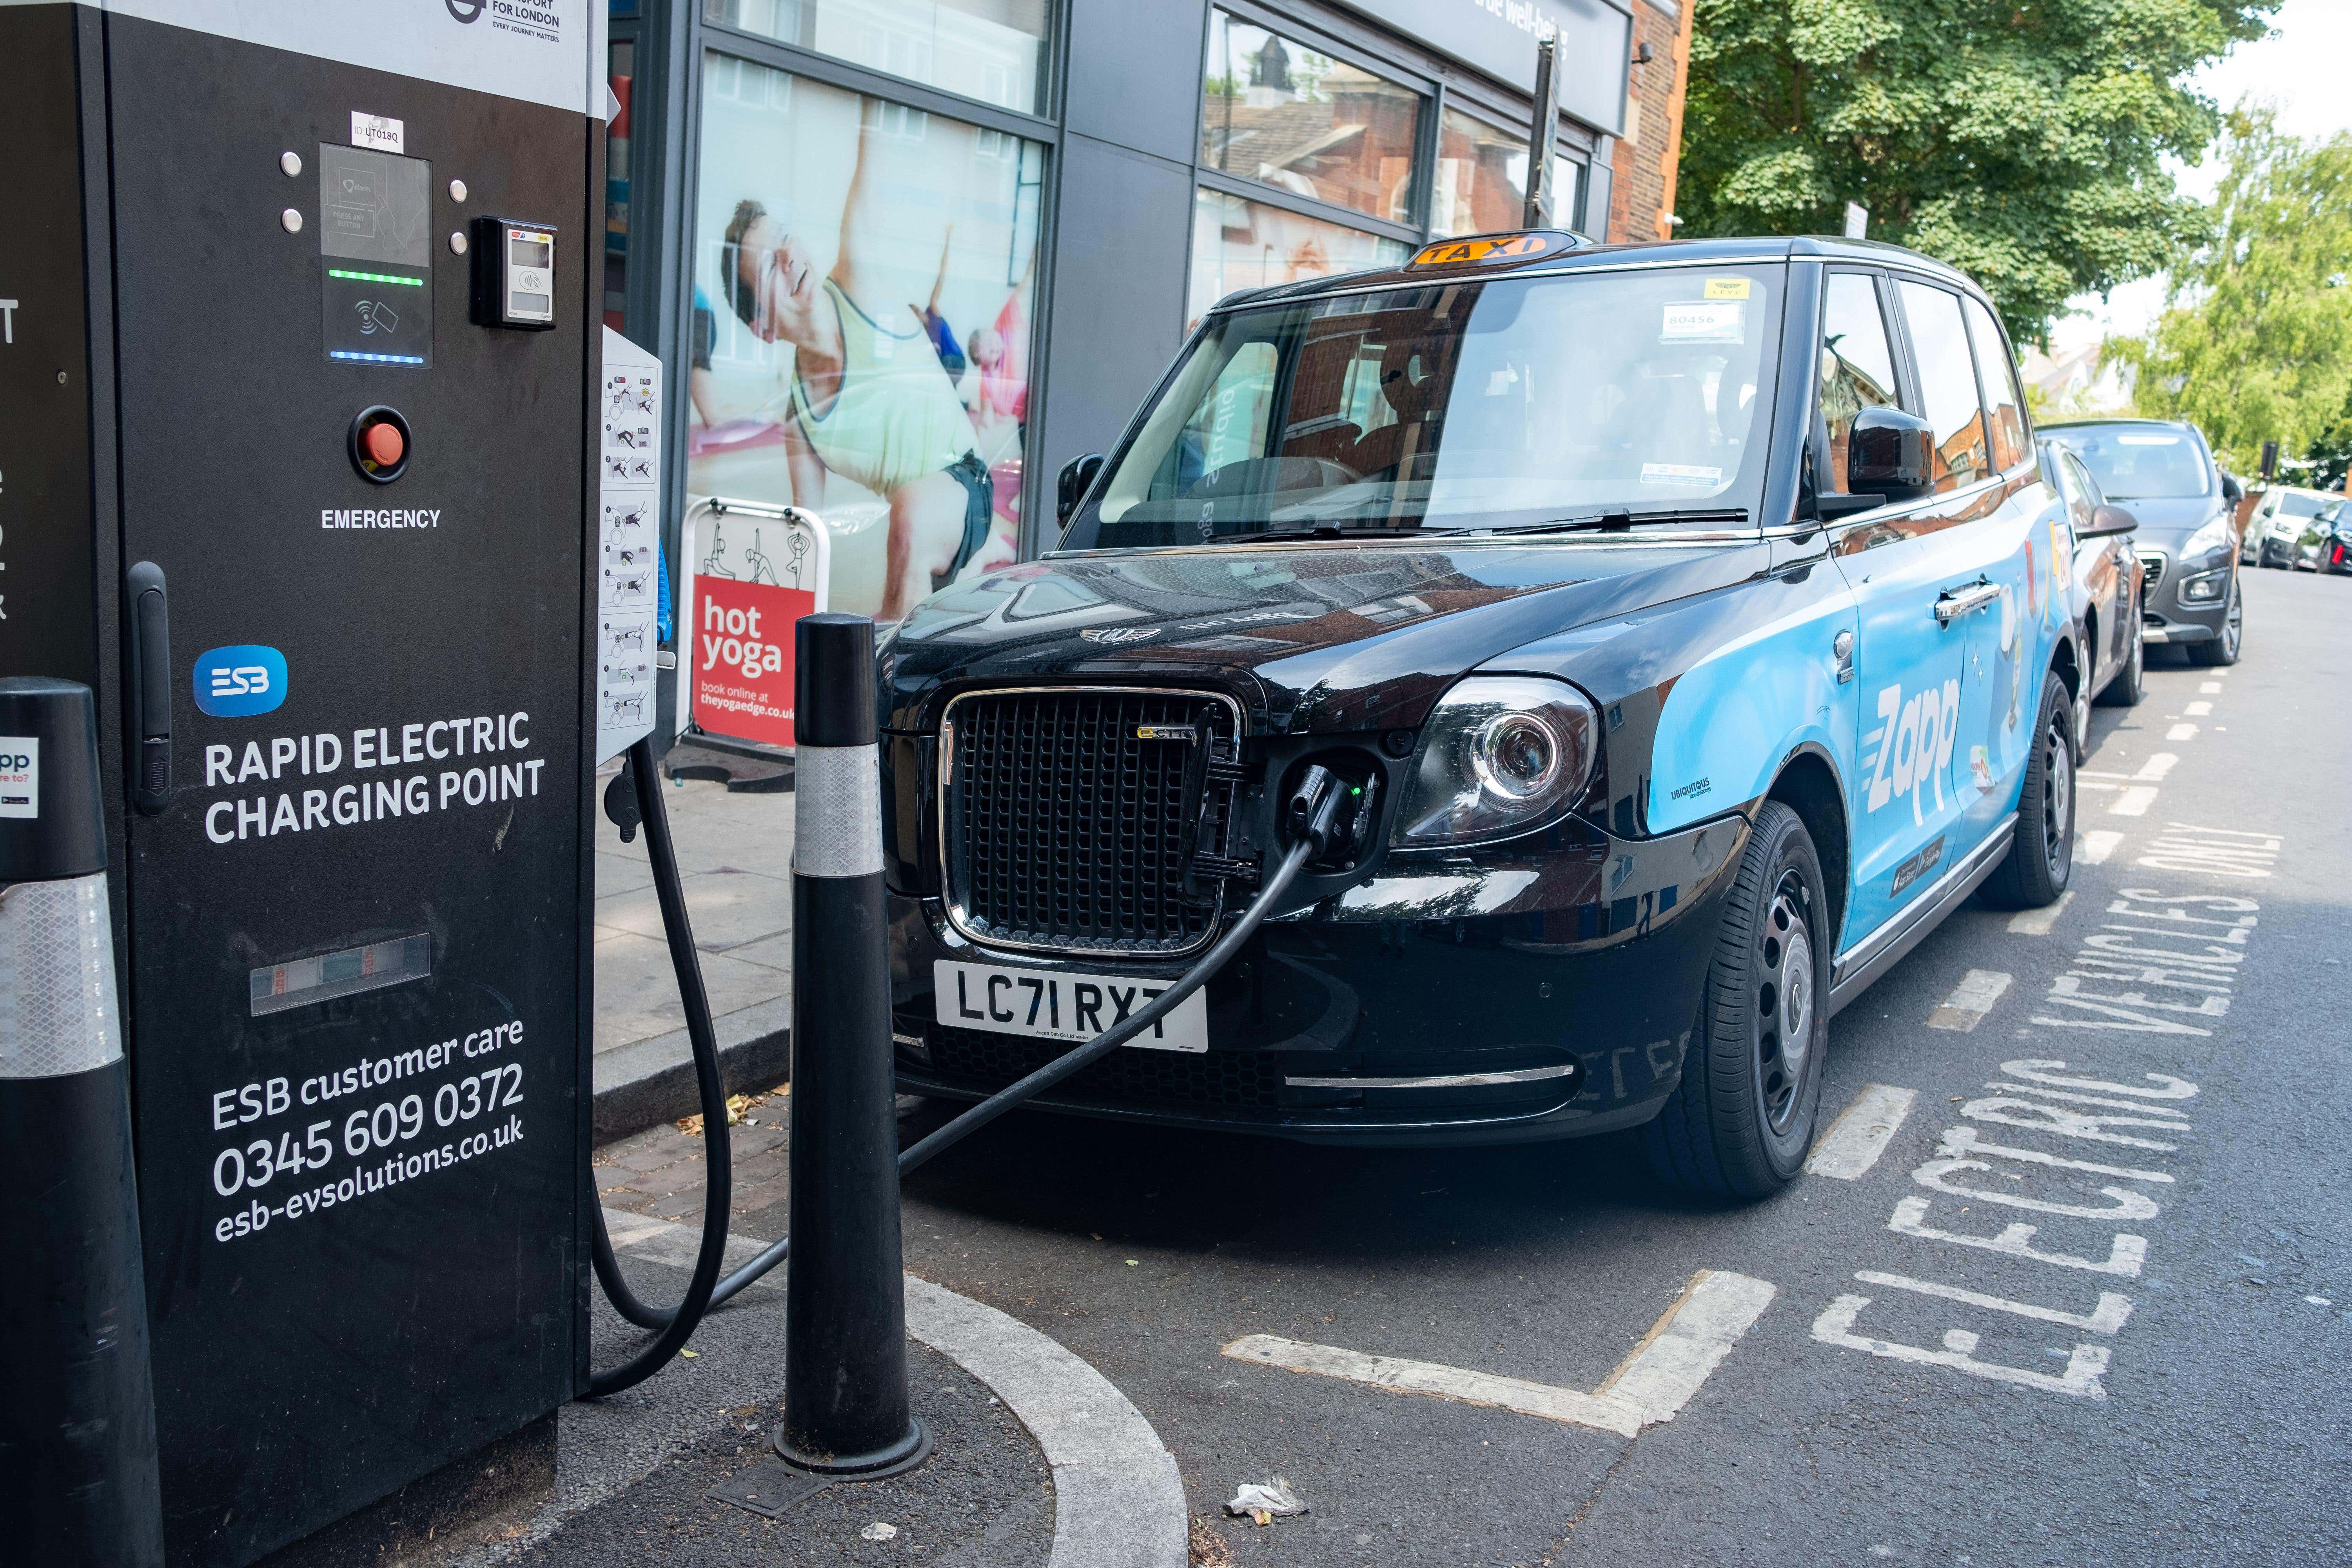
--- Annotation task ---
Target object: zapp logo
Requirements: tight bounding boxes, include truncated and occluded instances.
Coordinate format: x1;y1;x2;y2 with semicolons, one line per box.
193;646;288;718
1864;678;1960;824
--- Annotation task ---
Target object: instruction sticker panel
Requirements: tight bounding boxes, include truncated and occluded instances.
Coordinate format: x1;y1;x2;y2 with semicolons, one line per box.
597;327;662;762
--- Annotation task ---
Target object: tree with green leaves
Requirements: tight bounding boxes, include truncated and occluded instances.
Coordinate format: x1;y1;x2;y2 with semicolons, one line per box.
2108;109;2352;474
1677;0;2273;342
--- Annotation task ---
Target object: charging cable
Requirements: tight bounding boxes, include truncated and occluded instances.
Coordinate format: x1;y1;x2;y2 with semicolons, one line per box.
585;749;1348;1382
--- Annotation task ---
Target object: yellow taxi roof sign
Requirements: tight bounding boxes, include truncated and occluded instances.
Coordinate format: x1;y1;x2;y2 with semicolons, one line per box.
1407;230;1577;269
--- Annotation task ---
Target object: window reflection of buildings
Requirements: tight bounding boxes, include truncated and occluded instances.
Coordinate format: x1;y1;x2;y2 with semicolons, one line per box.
705;0;1049;115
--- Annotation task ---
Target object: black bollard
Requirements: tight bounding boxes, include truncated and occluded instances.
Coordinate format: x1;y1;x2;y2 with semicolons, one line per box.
0;679;165;1565
774;614;929;1478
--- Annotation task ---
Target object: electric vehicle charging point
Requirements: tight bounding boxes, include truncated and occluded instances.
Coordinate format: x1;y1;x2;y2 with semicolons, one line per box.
3;2;610;1559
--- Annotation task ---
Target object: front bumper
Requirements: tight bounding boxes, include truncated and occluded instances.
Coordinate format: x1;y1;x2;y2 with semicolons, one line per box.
889;811;1750;1146
2138;549;2234;642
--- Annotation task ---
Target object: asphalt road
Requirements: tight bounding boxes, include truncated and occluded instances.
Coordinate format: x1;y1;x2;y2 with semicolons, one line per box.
724;567;2351;1567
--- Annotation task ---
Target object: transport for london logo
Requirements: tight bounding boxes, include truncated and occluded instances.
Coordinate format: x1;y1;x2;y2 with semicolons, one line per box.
194;646;288;718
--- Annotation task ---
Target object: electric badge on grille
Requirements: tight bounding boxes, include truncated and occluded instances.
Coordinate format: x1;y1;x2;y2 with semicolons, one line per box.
1134;724;1197;742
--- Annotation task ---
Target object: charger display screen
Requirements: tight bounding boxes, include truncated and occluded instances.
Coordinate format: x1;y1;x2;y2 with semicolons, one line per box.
318;143;432;367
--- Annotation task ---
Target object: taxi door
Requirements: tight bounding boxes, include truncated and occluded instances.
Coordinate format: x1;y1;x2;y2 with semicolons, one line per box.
1818;270;1976;945
1908;284;2058;848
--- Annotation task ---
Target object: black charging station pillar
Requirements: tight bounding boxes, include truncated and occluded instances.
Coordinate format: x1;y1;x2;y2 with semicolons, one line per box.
0;679;166;1566
775;614;929;1477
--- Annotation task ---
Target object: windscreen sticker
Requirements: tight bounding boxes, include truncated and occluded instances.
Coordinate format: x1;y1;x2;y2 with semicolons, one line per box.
1642;463;1724;486
1704;278;1753;300
1662;301;1746;343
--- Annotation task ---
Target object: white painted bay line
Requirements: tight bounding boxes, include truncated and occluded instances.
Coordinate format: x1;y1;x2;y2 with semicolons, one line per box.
1807;1084;1918;1179
1927;969;2013;1031
2198;681;2221;694
1852;1270;2133;1334
2136;752;2179;781
2079;830;2123;864
1222;1270;1775;1437
2185;701;2212;716
1223;1335;1646;1437
2007;890;2073;935
1596;1271;1778;1423
2166;723;2198;741
2111;786;2159;817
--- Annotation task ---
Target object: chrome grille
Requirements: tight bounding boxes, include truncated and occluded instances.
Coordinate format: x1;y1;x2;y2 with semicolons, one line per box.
2138;550;2167;589
941;688;1243;955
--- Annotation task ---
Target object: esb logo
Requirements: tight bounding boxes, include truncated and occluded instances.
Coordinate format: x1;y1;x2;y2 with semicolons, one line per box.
194;646;288;717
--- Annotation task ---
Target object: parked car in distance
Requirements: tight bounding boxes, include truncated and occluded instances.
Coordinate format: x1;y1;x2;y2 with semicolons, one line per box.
2291;497;2352;574
882;232;2082;1201
2040;439;2145;723
2243;485;2336;568
2040;418;2244;666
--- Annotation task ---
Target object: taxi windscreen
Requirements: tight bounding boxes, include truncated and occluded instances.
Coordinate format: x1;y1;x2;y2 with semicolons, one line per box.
1066;264;1784;548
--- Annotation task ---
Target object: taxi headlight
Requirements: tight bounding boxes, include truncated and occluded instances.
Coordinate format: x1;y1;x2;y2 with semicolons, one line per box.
1392;676;1598;848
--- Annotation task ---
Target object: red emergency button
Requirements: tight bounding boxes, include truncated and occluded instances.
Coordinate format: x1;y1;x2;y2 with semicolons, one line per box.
347;405;413;485
362;420;404;468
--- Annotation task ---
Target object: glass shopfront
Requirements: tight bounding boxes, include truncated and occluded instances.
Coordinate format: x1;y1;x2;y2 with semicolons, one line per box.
688;53;1045;622
613;0;1636;664
705;0;1052;114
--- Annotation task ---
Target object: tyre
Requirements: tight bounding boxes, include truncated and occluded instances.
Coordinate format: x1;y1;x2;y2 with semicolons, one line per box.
1643;800;1828;1200
2186;583;2243;667
1979;671;2076;909
2094;596;2144;707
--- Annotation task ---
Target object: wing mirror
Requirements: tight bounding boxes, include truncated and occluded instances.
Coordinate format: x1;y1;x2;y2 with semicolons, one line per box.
2080;503;2139;538
1057;452;1106;524
2221;472;2245;504
1847;407;1936;501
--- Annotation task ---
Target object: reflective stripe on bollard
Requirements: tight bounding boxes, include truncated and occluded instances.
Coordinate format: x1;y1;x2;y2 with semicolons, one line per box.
775;615;930;1478
0;677;166;1566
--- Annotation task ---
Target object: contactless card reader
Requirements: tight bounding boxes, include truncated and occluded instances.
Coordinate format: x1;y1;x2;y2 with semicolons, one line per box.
470;216;558;330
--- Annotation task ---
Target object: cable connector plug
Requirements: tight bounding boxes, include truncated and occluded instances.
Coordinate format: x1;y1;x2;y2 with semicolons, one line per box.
1283;763;1348;857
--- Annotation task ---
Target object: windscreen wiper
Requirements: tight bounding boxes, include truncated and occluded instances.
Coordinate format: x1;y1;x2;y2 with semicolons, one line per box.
1214;524;1422;544
1438;506;1752;539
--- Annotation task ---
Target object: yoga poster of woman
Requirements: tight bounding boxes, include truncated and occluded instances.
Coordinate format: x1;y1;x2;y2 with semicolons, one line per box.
691;56;1043;623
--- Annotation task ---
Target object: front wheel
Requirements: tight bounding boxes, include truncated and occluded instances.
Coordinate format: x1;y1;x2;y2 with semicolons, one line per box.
2187;584;2243;667
1979;671;2076;910
1644;800;1829;1200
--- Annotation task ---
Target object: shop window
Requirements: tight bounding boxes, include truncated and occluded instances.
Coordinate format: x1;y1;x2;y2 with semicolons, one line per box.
1187;187;1407;328
1200;9;1423;227
705;0;1049;116
1430;106;1579;238
691;52;1044;622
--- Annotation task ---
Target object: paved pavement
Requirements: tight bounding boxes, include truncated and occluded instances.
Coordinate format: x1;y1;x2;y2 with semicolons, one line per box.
592;770;795;1134
601;568;2352;1566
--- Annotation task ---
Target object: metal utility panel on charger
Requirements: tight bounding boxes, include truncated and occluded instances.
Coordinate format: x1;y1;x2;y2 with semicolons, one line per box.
0;2;607;1564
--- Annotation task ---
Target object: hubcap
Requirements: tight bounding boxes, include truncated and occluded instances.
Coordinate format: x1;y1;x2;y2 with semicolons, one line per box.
2225;592;2243;656
2043;709;2073;876
1755;873;1815;1134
